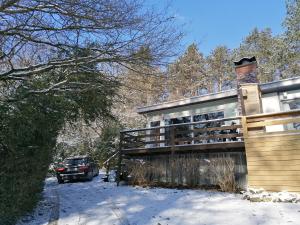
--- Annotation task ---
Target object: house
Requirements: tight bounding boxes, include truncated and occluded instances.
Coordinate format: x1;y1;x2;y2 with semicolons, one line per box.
119;57;300;192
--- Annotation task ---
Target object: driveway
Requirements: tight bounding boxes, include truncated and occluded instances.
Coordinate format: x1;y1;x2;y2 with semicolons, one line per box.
19;172;300;225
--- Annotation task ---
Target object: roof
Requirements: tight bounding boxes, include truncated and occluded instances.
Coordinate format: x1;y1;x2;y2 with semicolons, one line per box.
137;76;300;114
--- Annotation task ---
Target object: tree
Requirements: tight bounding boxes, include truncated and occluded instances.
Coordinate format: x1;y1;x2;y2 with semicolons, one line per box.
207;46;234;92
113;46;166;128
280;0;300;78
0;1;182;222
234;28;279;83
284;0;300;51
93;120;121;165
0;63;118;224
168;43;208;99
0;0;182;91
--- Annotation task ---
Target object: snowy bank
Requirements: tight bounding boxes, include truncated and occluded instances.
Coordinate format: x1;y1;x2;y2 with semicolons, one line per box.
242;188;300;203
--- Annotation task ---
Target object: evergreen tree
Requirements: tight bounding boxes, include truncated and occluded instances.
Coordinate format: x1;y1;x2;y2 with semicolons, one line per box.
207;46;234;92
281;0;300;78
234;28;279;83
284;0;300;51
0;47;118;224
168;43;208;99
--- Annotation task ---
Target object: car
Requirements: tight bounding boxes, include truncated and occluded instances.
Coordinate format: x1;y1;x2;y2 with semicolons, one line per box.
55;156;99;184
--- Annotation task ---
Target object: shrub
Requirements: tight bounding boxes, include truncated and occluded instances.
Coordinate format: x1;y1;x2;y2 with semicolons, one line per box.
0;96;61;224
208;158;237;192
126;160;152;186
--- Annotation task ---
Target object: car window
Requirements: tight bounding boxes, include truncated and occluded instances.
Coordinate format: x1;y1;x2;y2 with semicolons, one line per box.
64;158;87;165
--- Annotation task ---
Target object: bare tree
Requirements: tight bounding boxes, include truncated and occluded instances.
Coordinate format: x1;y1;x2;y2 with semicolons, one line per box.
0;0;182;91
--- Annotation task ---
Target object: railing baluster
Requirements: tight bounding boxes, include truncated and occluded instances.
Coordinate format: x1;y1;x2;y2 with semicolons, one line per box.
170;126;175;153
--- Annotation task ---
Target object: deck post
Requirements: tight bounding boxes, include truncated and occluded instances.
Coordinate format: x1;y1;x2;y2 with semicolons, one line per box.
170;126;175;154
116;132;123;186
241;116;248;137
170;126;175;186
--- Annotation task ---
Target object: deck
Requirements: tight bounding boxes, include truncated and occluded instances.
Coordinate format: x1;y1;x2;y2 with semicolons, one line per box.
120;117;245;156
118;110;300;192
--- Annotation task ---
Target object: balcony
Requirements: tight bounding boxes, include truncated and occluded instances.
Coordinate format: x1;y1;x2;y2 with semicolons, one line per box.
120;116;245;155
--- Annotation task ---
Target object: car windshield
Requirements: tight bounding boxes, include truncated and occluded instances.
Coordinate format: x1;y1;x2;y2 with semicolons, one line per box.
64;158;87;165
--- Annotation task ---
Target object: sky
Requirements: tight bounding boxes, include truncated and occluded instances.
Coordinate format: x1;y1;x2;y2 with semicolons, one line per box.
162;0;287;56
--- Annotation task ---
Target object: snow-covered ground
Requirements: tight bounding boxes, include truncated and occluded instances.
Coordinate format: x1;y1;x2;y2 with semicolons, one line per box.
19;172;300;225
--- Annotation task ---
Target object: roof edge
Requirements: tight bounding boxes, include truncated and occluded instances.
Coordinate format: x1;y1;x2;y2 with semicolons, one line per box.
137;76;300;114
137;89;237;114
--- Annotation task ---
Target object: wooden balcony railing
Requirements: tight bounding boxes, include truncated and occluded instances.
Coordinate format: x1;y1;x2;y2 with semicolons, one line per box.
242;109;300;136
120;116;243;151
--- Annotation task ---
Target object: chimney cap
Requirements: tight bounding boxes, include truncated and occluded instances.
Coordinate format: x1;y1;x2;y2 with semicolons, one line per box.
234;56;257;68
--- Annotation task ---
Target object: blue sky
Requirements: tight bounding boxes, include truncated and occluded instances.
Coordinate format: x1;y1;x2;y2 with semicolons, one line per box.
161;0;287;55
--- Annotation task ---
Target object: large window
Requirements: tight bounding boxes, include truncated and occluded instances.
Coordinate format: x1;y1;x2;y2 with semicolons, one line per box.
163;111;225;145
193;111;225;143
149;121;160;147
165;116;191;145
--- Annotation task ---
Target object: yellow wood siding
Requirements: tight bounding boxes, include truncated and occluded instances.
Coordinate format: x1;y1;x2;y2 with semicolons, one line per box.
243;111;300;192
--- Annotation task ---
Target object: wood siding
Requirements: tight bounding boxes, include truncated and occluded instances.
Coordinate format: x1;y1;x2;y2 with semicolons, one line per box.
124;152;247;188
243;110;300;192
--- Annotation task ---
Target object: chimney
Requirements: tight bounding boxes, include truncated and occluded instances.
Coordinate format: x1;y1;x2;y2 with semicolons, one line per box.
234;57;262;116
234;56;258;84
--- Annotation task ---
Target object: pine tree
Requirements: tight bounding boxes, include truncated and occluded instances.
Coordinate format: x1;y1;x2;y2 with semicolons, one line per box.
234;28;279;83
207;46;234;92
168;43;208;100
281;0;300;78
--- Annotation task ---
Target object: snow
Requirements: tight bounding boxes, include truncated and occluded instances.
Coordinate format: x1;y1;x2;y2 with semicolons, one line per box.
242;188;300;203
19;171;300;225
17;177;58;225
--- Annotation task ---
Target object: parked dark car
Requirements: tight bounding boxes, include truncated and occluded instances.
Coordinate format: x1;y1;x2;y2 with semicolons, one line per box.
56;156;99;184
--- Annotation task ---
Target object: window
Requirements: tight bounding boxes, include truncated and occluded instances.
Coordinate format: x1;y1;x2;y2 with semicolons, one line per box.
165;116;191;145
165;116;191;125
150;121;160;147
193;111;224;127
64;158;87;166
193;111;225;143
150;121;160;127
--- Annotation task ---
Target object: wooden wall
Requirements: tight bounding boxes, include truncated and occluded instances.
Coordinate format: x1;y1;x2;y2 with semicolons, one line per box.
240;84;262;116
126;152;247;188
243;111;300;192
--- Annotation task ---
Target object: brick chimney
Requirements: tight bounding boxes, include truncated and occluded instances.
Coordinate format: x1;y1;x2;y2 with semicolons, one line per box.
234;57;262;116
234;56;258;84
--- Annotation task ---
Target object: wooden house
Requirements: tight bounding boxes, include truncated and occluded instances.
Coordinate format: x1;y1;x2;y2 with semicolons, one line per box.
118;57;300;192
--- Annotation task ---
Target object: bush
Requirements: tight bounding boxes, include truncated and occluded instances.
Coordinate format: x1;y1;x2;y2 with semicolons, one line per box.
0;149;52;224
126;160;152;186
125;155;238;192
0;96;61;224
208;158;237;192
